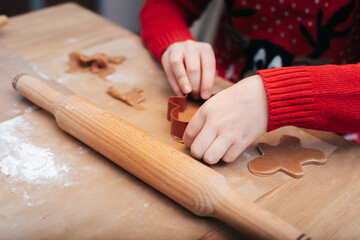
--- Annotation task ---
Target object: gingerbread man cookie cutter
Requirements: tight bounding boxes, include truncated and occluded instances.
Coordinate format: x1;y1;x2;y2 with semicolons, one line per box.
167;94;190;141
167;94;207;141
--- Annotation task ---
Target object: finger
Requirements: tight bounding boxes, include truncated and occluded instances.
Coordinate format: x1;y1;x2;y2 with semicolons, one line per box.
169;50;192;94
183;107;207;147
184;51;201;98
222;142;246;163
203;137;232;164
189;123;217;159
162;52;182;96
200;48;216;99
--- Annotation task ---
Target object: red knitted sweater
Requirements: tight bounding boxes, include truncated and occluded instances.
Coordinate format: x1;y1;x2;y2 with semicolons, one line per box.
140;0;360;136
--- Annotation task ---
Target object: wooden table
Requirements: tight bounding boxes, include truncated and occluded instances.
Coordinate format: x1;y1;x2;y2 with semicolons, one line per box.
1;3;359;239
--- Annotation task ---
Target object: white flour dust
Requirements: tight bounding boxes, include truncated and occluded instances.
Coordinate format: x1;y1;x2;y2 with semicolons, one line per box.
64;38;78;44
25;106;38;113
241;151;254;160
1;143;59;181
29;63;50;80
0;116;69;184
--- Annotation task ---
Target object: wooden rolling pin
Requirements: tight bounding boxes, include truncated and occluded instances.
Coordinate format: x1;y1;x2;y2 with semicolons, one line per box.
13;73;308;240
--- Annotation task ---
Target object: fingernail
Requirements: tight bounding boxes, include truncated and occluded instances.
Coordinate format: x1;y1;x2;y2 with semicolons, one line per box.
183;84;191;93
202;90;210;99
205;157;217;165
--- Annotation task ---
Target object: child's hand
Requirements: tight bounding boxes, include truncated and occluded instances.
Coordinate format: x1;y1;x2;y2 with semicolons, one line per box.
161;40;216;99
183;75;269;164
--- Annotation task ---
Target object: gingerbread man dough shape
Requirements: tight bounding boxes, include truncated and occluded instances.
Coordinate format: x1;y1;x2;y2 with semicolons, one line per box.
249;135;327;178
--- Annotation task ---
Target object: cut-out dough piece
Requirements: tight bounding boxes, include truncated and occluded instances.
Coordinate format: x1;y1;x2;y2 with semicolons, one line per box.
66;52;126;81
106;86;145;110
248;135;327;178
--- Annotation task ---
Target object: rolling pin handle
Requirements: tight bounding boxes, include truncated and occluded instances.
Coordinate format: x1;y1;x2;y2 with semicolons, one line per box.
13;73;27;89
12;73;68;115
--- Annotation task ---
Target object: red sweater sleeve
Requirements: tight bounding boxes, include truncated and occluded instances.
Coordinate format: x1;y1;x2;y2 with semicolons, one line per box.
140;0;211;62
258;64;360;133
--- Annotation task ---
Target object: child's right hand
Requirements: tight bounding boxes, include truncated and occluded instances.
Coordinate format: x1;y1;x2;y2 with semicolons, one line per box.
161;40;216;99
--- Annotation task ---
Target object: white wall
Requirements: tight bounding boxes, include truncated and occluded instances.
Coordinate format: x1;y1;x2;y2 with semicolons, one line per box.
190;0;223;44
98;0;145;34
98;0;223;44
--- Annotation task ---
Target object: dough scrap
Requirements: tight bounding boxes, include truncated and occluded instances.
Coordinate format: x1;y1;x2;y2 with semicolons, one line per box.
0;15;8;28
248;135;327;178
106;86;145;110
66;51;126;81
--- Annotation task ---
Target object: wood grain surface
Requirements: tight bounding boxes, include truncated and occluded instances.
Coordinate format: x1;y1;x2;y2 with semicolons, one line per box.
0;3;359;239
13;74;305;239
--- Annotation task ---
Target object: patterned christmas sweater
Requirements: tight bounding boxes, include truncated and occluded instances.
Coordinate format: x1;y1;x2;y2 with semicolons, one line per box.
140;0;360;142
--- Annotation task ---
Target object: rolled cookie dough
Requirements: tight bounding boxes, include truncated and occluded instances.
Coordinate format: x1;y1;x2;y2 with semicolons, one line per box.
248;135;327;178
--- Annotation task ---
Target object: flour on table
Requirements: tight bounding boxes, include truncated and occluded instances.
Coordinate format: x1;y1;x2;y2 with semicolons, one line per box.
55;74;72;84
64;37;78;44
5;109;21;116
29;63;50;80
24;106;38;113
1;143;59;181
241;151;254;161
23;191;30;200
0;116;70;184
77;146;88;154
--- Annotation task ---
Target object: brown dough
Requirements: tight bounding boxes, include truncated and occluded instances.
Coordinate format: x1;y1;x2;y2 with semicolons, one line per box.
178;101;200;122
107;56;127;64
0;15;8;28
66;51;126;81
106;86;145;110
248;135;327;178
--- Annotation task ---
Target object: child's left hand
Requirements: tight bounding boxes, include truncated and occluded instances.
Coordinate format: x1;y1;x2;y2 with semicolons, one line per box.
183;74;269;164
